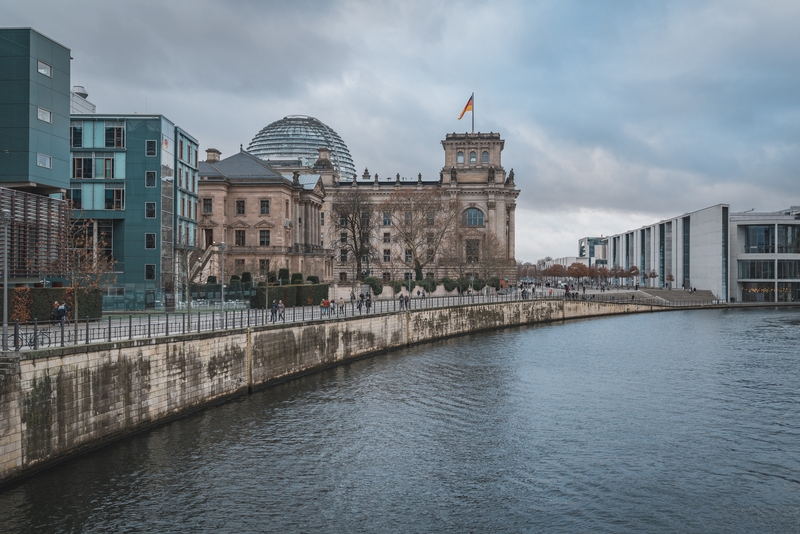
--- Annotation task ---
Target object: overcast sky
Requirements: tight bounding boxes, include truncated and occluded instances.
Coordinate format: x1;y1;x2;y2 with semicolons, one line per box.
5;0;799;262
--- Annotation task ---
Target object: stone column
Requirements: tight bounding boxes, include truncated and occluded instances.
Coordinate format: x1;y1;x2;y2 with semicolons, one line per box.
507;203;516;260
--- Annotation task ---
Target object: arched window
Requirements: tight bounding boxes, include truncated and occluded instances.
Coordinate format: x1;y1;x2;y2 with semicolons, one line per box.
481;151;489;164
457;151;464;164
469;151;477;164
462;208;484;227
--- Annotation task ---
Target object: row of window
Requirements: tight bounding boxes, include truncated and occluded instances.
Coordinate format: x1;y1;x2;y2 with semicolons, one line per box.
204;198;275;216
338;271;437;282
456;150;490;165
229;230;271;247
738;259;800;279
337;240;480;264
743;225;800;253
338;208;484;228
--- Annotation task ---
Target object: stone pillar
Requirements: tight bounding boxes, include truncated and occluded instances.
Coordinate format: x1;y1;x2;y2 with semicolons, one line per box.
507;203;516;260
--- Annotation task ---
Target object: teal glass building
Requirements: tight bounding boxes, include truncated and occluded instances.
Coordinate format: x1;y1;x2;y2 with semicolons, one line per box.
67;114;199;310
0;28;71;194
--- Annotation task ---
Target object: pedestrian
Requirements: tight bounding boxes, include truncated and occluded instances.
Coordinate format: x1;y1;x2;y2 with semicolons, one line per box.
278;300;285;322
404;295;410;308
357;297;363;313
338;297;345;316
270;299;278;323
421;289;426;299
365;295;372;313
417;290;420;298
50;300;59;323
57;301;69;326
399;293;405;310
350;291;355;305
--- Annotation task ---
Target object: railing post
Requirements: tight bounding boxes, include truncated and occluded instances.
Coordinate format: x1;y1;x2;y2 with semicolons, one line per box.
108;315;112;342
147;314;151;338
198;311;201;333
60;320;64;347
166;313;170;337
129;315;133;340
32;319;38;350
211;310;215;331
183;312;186;335
13;320;19;351
86;316;90;344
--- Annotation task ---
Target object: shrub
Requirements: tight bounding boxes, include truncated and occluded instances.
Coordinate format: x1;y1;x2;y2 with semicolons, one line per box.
241;272;253;285
364;277;383;296
473;277;486;291
487;276;501;290
306;275;320;284
291;272;304;285
420;278;437;293
297;284;329;306
267;271;277;283
391;280;406;294
251;282;269;309
441;277;458;292
278;268;290;281
207;275;217;284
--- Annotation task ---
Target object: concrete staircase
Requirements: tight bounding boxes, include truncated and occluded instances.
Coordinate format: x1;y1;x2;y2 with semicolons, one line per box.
640;288;718;304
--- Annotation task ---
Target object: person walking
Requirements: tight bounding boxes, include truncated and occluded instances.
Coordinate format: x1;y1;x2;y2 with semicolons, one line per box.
278;300;285;322
399;293;405;310
50;300;59;324
365;295;372;313
270;299;278;323
57;301;69;327
338;297;345;316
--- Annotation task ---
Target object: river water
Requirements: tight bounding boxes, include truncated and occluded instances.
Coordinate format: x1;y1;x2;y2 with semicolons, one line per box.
1;307;799;533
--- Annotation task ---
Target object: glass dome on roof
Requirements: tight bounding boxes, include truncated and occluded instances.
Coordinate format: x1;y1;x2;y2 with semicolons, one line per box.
247;115;356;180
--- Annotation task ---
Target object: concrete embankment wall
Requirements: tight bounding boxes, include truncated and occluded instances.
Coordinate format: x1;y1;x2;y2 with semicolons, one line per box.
0;298;658;485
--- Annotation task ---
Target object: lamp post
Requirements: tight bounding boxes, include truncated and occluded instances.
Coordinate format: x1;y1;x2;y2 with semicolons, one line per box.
2;209;10;351
219;242;226;309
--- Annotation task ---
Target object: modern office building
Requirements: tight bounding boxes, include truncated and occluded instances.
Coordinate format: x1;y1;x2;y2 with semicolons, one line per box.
729;207;800;303
67;114;199;310
0;28;71;284
604;205;729;297
578;237;607;267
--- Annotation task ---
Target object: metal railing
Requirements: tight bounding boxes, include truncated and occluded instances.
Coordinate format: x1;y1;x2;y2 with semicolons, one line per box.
3;290;725;352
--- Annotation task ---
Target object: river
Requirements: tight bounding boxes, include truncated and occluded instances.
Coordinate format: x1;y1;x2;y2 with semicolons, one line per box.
1;307;799;532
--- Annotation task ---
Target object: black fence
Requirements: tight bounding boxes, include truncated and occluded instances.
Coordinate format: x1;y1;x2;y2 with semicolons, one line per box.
3;291;725;351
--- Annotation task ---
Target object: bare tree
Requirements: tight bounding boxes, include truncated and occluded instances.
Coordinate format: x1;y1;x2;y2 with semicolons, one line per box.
381;188;459;280
331;185;377;282
67;217;117;334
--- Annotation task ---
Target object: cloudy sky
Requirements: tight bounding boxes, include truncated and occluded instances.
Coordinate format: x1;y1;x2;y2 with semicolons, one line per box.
4;0;799;262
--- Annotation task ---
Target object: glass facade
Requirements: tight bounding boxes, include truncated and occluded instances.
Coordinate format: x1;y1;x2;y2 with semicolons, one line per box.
778;282;800;302
777;225;800;253
247;115;356;180
738;260;775;279
741;282;775;302
744;225;774;253
777;260;800;279
682;217;690;288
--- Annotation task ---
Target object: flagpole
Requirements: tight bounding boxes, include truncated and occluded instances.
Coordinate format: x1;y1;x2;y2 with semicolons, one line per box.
471;92;475;134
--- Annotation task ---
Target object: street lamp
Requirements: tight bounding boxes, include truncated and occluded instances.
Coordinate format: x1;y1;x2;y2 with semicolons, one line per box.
219;242;226;308
2;209;10;351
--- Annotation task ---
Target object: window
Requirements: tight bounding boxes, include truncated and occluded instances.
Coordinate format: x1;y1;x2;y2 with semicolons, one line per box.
426;233;434;244
744;225;775;254
481;151;489;164
105;188;124;210
341;231;348;244
340;216;348;227
469;151;477;164
405;249;412;263
145;233;156;249
404;272;413;280
235;259;245;268
383;232;391;243
37;107;51;123
73;155;92;178
320;212;325;226
405;212;412;226
105;121;125;148
70;122;83;147
181;198;186;217
101;156;114;178
37;60;52;77
235;230;246;246
145;264;156;280
384;249;391;262
340;250;348;262
383;212;391;226
67;188;82;209
383;272;391;282
426;272;435;279
427;213;434;226
259;259;270;276
457;151;464;164
738;260;775;279
236;200;245;215
426;248;435;261
339;272;348;282
145;202;156;218
260;199;270;215
203;198;212;213
462;208;484;227
466;239;480;263
361;211;370;223
146;171;156;187
36;153;51;169
777;225;800;254
146;140;157;157
260;230;270;246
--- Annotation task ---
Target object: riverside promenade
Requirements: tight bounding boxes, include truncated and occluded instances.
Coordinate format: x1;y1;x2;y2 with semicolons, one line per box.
3;288;723;352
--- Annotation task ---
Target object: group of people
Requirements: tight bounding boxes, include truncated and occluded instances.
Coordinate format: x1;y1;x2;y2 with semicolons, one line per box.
269;299;286;323
50;300;70;326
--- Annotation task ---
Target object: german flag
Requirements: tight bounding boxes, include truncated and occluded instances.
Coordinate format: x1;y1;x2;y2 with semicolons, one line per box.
458;94;474;120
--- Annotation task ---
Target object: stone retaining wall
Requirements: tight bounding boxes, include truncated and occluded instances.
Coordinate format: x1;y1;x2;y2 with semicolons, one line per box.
0;298;658;486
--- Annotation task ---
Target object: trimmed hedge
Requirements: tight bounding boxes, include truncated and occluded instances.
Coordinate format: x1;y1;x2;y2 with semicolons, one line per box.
487;276;501;290
391;280;406;294
441;277;458;292
241;272;252;285
4;287;103;322
291;272;304;285
364;277;383;296
297;284;329;306
419;278;437;293
278;268;289;281
306;275;320;284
